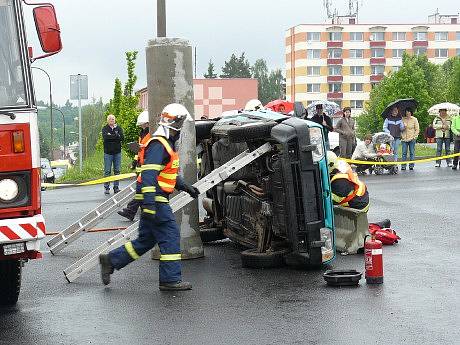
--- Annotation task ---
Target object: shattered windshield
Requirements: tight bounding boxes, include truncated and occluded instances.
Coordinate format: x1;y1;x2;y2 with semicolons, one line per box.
0;0;27;109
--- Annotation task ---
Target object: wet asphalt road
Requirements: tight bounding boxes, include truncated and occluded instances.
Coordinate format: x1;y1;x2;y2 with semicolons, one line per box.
1;164;459;345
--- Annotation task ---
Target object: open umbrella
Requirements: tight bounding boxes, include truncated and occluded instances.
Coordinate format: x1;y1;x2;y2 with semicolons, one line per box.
265;99;294;114
306;100;341;118
428;102;460;116
381;98;418;118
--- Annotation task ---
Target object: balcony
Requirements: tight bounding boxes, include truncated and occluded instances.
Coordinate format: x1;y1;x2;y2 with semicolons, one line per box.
370;41;386;47
327;41;343;48
327;92;343;99
370;75;384;82
370;57;386;64
327;75;343;82
327;58;343;65
412;40;428;47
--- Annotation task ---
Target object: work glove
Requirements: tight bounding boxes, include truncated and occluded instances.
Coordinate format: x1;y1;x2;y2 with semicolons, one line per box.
182;183;200;199
141;205;156;221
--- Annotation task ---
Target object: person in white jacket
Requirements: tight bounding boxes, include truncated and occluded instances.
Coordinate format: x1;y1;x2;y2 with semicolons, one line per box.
351;134;381;174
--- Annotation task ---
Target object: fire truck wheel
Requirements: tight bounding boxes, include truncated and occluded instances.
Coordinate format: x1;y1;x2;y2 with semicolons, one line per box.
199;227;227;243
195;120;216;142
0;260;22;306
225;122;278;143
241;248;289;269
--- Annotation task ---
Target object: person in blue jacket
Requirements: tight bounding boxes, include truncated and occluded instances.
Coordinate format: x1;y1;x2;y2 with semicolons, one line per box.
383;106;405;162
99;103;200;291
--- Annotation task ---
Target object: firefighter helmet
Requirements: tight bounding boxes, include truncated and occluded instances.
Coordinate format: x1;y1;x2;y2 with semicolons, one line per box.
244;99;264;111
326;151;339;174
136;111;149;126
159;103;191;132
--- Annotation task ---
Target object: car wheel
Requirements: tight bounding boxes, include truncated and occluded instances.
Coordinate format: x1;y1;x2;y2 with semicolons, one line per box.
241;248;289;269
223;122;278;143
195;120;216;141
0;260;22;306
200;227;226;243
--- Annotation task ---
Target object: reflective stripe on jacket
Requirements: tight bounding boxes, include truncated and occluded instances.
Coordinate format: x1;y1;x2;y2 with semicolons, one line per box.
136;133;152;183
144;136;179;193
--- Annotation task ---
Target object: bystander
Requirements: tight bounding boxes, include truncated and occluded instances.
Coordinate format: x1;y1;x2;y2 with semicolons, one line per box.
102;114;124;194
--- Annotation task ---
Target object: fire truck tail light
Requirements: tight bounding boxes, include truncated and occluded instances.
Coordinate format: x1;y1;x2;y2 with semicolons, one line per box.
13;131;25;153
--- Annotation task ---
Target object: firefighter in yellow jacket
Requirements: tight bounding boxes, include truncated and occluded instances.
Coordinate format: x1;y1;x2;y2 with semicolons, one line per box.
99;104;200;291
327;151;369;212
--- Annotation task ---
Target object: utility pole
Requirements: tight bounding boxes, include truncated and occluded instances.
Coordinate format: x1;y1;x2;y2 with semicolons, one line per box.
77;74;82;171
146;0;204;260
157;0;166;37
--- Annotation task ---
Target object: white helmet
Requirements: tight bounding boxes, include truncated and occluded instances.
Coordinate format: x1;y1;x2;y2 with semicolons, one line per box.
159;103;191;131
326;150;339;174
136;111;149;126
244;99;264;111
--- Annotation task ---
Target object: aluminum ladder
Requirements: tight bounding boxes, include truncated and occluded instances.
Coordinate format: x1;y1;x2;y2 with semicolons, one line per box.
47;180;137;254
63;143;271;282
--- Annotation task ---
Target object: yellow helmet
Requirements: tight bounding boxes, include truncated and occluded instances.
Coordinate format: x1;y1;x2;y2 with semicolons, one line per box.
326;150;338;174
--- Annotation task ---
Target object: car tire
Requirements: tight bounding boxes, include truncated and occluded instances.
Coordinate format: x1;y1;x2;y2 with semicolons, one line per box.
200;227;226;243
241;248;289;269
218;122;277;143
0;260;22;306
195;120;216;141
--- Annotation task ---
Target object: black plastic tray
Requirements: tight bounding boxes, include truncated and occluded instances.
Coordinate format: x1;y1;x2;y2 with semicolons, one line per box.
323;269;362;286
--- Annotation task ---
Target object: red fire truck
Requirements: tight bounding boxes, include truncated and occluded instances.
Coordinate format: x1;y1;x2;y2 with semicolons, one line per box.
0;0;61;305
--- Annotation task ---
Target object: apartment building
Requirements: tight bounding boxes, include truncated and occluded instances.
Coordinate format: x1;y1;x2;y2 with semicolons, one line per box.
285;14;460;115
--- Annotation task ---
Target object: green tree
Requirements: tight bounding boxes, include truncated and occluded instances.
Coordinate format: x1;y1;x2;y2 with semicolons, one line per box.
220;52;251;78
204;59;217;78
446;57;460;104
250;59;285;104
82;98;105;159
357;54;433;142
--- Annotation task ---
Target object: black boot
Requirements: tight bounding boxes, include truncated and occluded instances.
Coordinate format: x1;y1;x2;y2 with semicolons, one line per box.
117;209;135;221
99;254;114;285
159;281;192;291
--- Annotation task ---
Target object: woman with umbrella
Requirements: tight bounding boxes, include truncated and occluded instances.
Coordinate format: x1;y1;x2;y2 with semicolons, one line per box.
335;106;356;158
383;106;405;163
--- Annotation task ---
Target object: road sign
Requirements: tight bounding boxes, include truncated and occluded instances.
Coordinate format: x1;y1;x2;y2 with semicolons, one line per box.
70;74;88;100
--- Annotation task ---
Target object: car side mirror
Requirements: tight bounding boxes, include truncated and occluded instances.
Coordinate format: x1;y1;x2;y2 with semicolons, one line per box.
32;4;62;59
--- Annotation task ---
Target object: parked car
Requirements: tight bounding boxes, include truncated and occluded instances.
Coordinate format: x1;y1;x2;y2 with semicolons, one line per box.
50;159;72;180
40;158;55;190
196;106;336;269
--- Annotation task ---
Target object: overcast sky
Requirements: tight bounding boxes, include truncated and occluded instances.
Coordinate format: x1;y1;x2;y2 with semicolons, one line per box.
27;0;459;105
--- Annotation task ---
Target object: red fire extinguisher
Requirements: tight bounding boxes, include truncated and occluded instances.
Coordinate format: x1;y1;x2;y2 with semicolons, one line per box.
364;235;383;284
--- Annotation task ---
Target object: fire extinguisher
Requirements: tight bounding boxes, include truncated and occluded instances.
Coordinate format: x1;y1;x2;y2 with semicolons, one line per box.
364;235;383;284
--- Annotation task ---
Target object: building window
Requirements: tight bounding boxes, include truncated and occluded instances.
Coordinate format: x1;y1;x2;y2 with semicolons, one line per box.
435;32;448;41
350;83;363;92
435;49;448;58
392;32;406;41
392;66;401;72
330;100;342;108
370;32;385;41
328;48;342;58
349;49;363;58
307;32;321;42
307;84;321;93
371;65;385;75
457;32;460;40
371;82;379;89
328;65;342;76
392;49;405;58
457;49;460;56
414;47;427;56
413;32;427;41
329;32;342;41
349;32;364;41
307;66;321;76
350;100;364;109
350;66;364;75
371;48;385;58
307;49;321;59
328;83;342;92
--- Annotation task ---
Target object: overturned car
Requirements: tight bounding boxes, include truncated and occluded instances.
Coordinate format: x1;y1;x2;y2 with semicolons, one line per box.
195;108;336;269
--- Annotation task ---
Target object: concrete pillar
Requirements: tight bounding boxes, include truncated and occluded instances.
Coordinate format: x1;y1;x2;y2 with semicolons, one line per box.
146;37;204;259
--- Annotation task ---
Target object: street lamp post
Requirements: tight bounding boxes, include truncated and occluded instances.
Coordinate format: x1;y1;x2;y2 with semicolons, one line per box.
31;66;53;159
53;107;66;159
